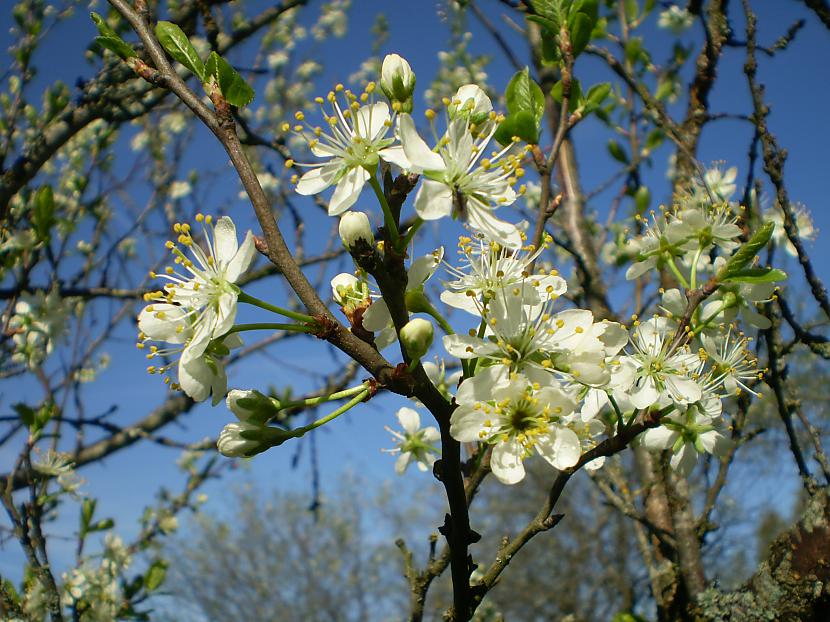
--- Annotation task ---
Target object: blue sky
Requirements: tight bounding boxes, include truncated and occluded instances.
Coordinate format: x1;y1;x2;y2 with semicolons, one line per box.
2;0;829;586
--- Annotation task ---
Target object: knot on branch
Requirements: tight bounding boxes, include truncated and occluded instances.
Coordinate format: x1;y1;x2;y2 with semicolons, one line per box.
311;314;338;341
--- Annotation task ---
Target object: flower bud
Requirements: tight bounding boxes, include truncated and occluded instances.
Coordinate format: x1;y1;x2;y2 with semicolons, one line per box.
400;318;434;361
339;211;374;250
448;84;492;125
226;389;279;424
217;421;294;458
380;53;416;113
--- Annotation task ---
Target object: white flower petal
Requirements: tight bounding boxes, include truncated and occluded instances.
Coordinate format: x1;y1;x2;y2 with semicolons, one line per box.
138;304;189;343
213;216;238;263
225;230;255;282
491;438;526;485
536;427;581;470
355;102;390;140
296;162;341;195
640;426;678;450
398;114;446;171
362;299;391;332
396;407;421;434
443;334;499;359
450;405;487;443
463;201;521;249
378;145;412;169
414;179;453;220
328;167;370;216
395;452;412;474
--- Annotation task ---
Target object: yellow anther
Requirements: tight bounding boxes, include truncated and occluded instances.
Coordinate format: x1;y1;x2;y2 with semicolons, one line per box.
294;111;305;121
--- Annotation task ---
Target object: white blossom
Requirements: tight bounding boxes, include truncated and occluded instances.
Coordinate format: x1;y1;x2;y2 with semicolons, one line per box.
451;373;580;484
384;407;440;474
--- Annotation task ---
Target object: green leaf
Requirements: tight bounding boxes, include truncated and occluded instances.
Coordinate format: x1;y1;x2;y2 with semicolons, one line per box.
155;21;205;81
634;186;650;213
569;12;593;57
655;76;675;101
624;0;639;23
494;110;540;145
718;222;776;279
645;128;664;150
551;78;582;112
505;68;545;124
13;403;36;429
526;15;558;32
95;36;136;60
568;0;599;26
625;37;643;64
204;51;255;107
607;139;629;164
583;82;610;113
721;267;788;284
81;498;96;536
90;13;136;60
33;185;56;242
90;518;115;532
530;0;563;27
145;560;168;592
90;12;118;39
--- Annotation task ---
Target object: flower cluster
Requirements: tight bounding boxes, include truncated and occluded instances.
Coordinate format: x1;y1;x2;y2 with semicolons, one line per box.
127;55;779;488
287;55;527;247
8;287;73;370
137;214;254;404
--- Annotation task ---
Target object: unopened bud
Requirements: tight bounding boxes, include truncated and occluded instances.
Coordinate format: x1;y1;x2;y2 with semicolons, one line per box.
448;84;492;125
339;211;374;250
217;421;294;458
226;389;279;424
380;53;416;113
400;318;434;361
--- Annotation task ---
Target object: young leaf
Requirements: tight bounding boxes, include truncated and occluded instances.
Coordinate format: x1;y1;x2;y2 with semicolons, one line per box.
569;12;594;57
607;139;629;164
155;21;205;81
494;110;539;145
505;68;545;123
33;185;56;242
551;78;583;112
204;51;255;107
90;12;135;60
718;222;775;279
583;82;611;113
81;498;97;536
624;0;639;23
720;267;787;284
145;560;168;592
